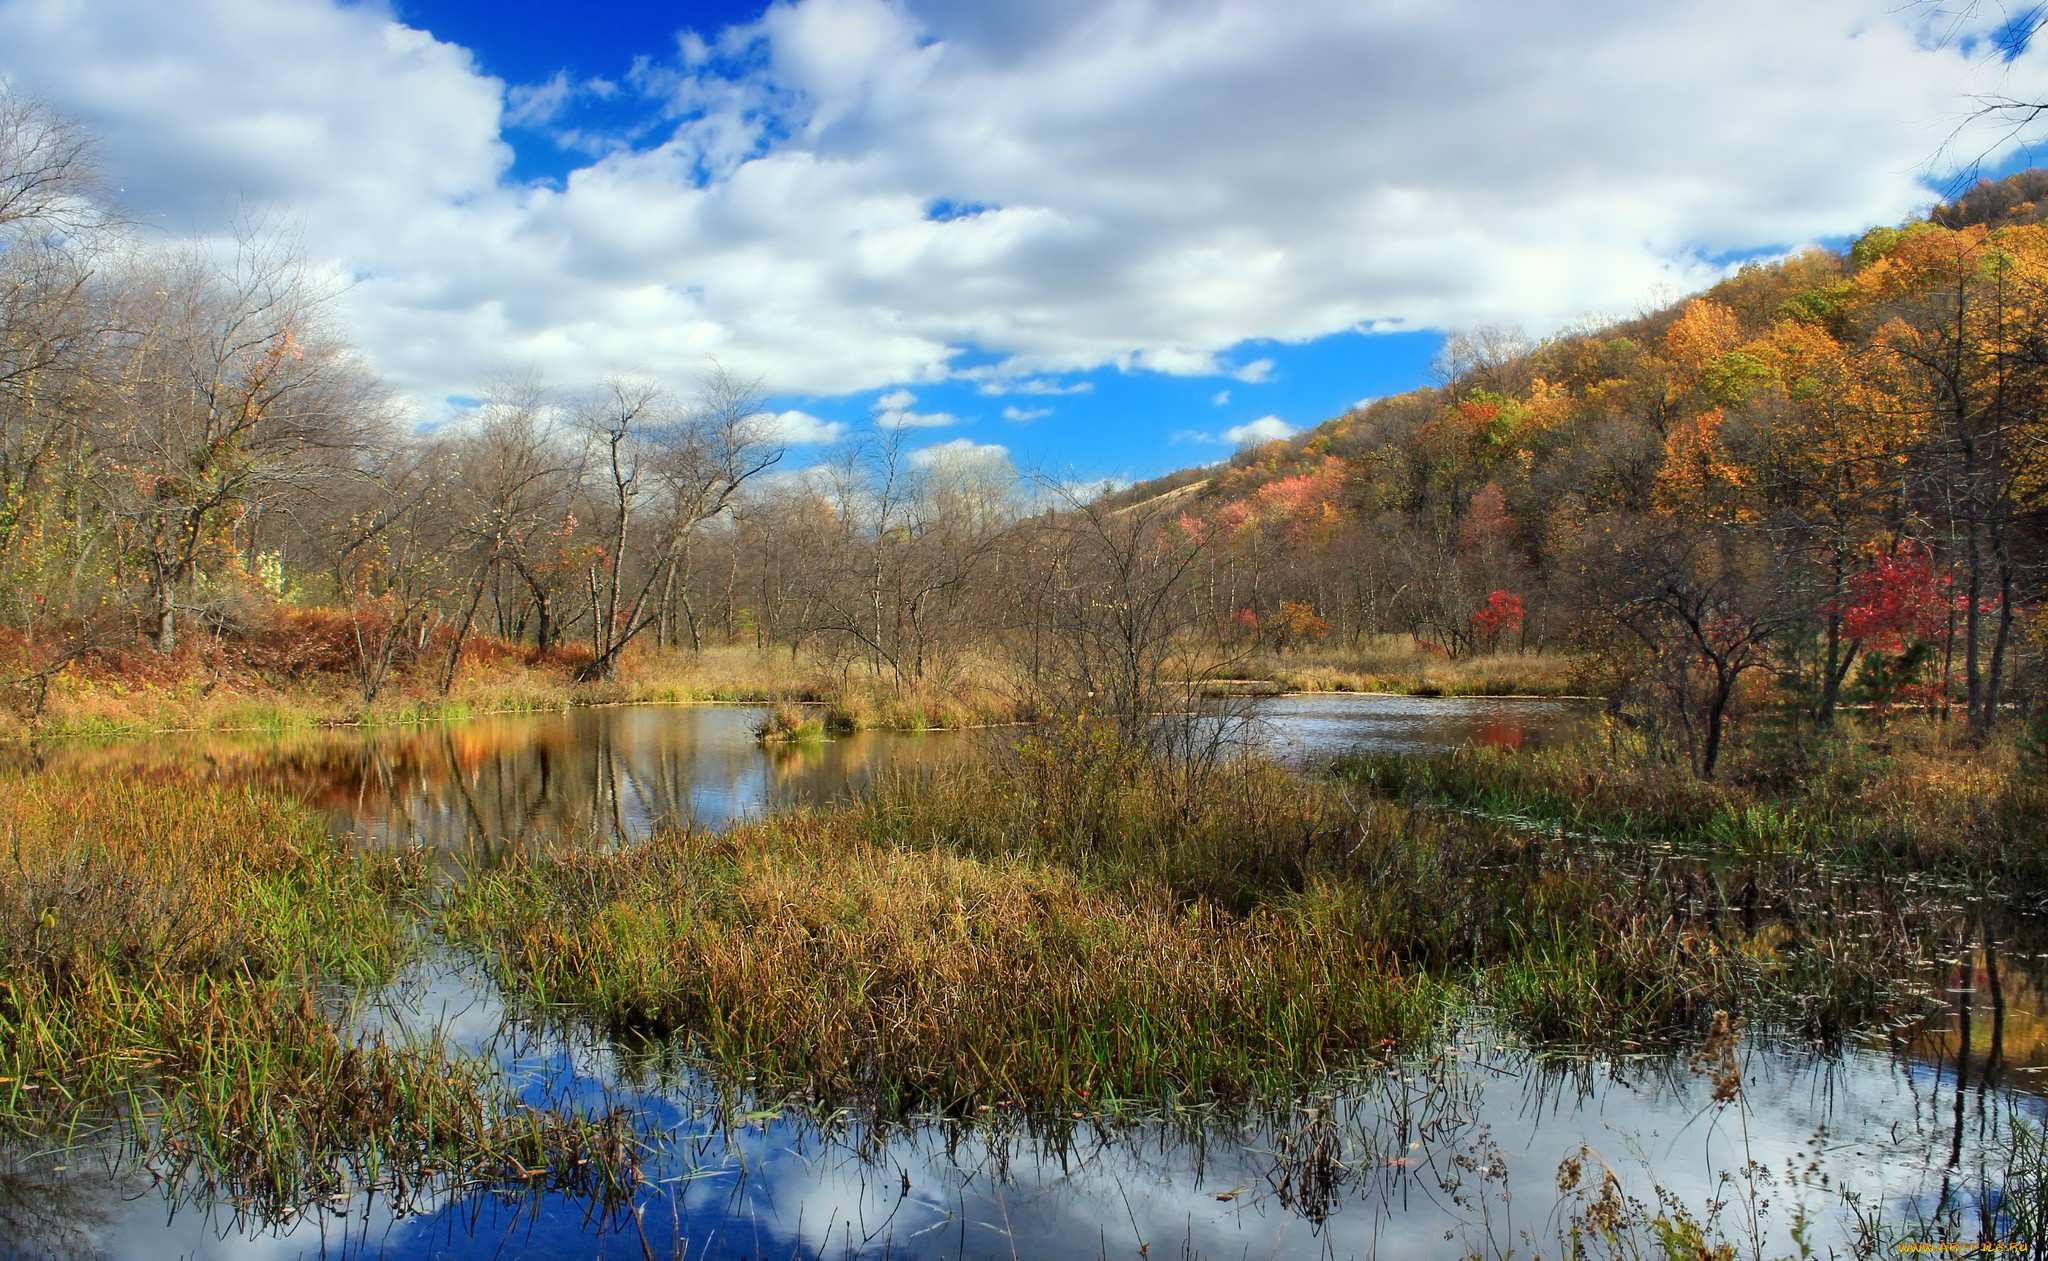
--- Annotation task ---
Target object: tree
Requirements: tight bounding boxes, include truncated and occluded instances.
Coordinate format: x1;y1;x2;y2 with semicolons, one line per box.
437;374;576;690
110;231;383;652
1861;222;2048;736
1575;516;1790;779
1019;478;1211;747
576;369;783;681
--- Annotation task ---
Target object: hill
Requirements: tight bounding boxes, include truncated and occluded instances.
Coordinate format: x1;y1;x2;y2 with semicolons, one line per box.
1100;173;2048;755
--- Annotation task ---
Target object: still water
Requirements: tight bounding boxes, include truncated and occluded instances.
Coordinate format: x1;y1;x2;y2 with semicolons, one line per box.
8;698;2038;1260
29;695;1594;850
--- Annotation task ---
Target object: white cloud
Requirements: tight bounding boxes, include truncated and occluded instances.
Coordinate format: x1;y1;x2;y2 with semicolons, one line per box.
872;389;961;428
1232;358;1275;384
1223;415;1295;445
1170;428;1214;444
1211;389;1230;406
910;436;1008;466
1002;404;1050;422
0;0;2040;421
972;375;1095;396
760;409;846;444
1354;396;1378;411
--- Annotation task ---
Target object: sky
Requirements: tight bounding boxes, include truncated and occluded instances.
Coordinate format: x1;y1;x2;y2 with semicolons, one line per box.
4;0;2048;483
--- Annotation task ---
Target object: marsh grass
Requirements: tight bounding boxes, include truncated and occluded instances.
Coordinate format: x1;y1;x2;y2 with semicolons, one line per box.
444;809;1449;1113
5;633;1041;741
1230;639;1587;698
440;723;1938;1118
0;769;638;1218
751;701;824;743
1339;718;2048;897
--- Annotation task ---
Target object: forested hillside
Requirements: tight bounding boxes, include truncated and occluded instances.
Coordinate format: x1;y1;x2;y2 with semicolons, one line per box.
1112;173;2048;769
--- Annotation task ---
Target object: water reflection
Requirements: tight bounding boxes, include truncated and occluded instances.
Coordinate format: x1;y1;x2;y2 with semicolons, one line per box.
21;696;1592;852
1247;694;1593;767
29;706;985;852
11;696;2042;1258
16;948;2044;1261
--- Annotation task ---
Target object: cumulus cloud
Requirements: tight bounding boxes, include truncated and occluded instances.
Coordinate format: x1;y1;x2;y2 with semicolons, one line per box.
1232;359;1275;384
1002;405;1050;422
872;388;961;429
910;436;1008;466
1223;415;1295;445
0;0;2041;421
760;409;846;444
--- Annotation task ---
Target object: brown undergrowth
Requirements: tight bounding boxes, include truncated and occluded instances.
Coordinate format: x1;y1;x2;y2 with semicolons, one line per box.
0;618;1034;739
1227;638;1587;697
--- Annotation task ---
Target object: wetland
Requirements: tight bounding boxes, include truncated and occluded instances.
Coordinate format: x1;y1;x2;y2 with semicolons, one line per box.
2;697;2043;1260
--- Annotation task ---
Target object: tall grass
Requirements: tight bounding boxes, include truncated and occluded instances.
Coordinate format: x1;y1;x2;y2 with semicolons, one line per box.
1337;717;2048;896
1231;638;1587;697
444;809;1449;1112
0;769;636;1216
440;723;1938;1116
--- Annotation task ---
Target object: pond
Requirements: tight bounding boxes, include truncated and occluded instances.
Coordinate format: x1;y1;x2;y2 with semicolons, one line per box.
7;697;2039;1260
23;694;1595;849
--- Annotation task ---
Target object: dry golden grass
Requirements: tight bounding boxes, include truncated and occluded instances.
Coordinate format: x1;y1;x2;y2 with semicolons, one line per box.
445;809;1445;1111
3;632;1036;739
1340;715;2048;893
1246;638;1586;697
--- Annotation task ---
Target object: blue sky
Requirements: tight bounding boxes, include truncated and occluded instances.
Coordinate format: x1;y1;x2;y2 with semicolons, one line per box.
3;0;2043;483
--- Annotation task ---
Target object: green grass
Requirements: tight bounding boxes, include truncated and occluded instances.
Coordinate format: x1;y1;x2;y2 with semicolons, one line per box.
0;769;638;1216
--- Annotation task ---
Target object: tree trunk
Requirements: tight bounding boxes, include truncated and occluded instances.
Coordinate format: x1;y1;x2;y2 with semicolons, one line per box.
1965;518;1984;733
151;564;176;653
1980;547;2016;735
439;563;493;695
1700;665;1733;781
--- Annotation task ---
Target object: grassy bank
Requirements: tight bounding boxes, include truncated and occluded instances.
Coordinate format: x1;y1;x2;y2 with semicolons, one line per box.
0;768;636;1216
1339;717;2048;899
3;619;1581;742
1222;638;1586;697
440;727;1937;1116
2;631;1034;740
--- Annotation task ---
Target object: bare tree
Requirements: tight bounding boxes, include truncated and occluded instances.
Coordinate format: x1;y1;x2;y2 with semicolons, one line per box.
0;89;102;238
649;366;784;653
576;368;783;681
437;374;576;690
323;441;457;701
1574;515;1791;779
1431;324;1535;396
108;227;383;651
1019;478;1212;745
791;429;1014;688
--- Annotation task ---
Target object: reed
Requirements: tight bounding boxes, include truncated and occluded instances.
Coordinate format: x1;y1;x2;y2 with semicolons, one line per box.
0;768;637;1216
1236;639;1586;698
444;812;1448;1112
751;701;824;743
1336;717;2048;896
441;723;1937;1115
